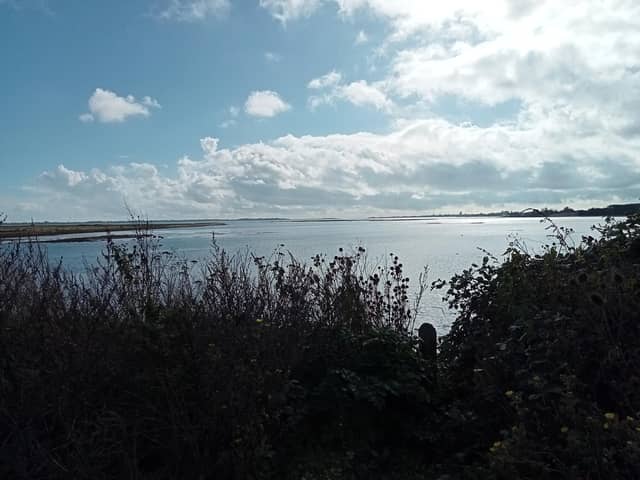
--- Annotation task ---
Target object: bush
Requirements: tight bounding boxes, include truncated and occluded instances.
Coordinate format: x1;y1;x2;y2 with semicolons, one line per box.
431;214;640;478
2;213;640;479
0;224;430;479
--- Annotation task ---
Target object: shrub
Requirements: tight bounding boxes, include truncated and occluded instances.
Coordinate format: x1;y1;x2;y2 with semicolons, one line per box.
2;213;640;479
432;214;640;478
0;223;430;479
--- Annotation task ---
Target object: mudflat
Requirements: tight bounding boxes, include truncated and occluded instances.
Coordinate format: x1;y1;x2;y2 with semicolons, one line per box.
0;221;225;240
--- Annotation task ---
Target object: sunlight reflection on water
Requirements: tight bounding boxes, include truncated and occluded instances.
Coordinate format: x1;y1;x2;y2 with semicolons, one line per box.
39;216;604;333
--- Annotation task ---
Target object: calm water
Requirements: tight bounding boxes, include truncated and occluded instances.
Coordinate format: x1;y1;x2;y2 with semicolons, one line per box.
41;216;604;333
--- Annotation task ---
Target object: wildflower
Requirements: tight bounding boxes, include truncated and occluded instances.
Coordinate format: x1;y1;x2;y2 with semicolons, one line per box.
627;416;635;422
493;441;502;448
604;412;616;421
604;423;609;429
256;318;264;323
561;426;569;433
505;390;514;398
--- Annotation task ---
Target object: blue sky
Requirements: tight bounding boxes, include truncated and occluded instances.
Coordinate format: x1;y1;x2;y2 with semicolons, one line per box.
1;0;639;220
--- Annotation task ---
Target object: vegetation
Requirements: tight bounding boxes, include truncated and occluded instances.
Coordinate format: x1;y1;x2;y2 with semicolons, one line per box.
1;213;639;479
370;201;640;219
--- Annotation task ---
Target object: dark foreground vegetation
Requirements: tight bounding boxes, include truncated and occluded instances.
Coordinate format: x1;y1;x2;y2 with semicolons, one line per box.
1;213;640;479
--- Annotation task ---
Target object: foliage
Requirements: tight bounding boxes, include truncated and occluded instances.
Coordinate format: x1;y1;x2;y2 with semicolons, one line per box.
431;214;640;478
0;221;429;479
1;213;640;479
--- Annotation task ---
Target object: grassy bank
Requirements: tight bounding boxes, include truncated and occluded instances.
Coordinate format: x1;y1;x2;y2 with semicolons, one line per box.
1;215;639;478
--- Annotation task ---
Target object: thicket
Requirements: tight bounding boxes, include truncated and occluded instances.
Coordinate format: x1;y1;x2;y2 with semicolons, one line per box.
1;214;639;479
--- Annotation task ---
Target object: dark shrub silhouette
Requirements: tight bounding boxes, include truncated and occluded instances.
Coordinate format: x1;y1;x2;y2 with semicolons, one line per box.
1;214;640;479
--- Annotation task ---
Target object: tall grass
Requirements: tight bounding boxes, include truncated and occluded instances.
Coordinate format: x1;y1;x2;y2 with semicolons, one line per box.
0;220;429;479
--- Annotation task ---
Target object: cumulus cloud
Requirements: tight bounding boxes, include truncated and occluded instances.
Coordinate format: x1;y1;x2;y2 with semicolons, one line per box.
244;90;291;118
156;0;229;21
339;81;392;110
26;113;640;220
308;71;342;89
308;72;392;111
79;88;161;124
10;1;640;220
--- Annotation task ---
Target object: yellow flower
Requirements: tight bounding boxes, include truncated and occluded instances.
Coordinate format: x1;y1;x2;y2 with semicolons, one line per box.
505;390;514;398
604;412;616;421
561;426;569;433
493;441;502;448
604;423;609;429
627;416;635;422
256;318;264;323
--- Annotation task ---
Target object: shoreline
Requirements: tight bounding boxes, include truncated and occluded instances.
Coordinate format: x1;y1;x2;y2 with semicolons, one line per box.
0;221;225;241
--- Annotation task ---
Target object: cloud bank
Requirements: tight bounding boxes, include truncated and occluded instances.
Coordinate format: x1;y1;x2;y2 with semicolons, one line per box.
29;114;640;220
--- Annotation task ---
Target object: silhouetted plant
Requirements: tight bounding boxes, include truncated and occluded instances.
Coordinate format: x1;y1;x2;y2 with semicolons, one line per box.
2;213;640;479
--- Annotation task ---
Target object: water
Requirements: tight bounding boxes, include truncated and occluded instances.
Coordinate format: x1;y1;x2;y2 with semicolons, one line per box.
40;216;604;333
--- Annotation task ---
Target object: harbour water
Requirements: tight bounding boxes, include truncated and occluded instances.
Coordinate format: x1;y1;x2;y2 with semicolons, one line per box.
40;216;604;332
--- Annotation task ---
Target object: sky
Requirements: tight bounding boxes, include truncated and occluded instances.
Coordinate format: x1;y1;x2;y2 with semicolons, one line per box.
1;0;639;221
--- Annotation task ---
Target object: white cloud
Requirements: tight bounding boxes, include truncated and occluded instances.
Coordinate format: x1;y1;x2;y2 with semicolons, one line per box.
157;0;229;21
258;0;323;23
340;80;392;110
80;88;161;124
308;72;392;111
9;0;640;220
229;106;239;117
308;70;342;89
142;96;162;108
26;111;640;220
244;90;291;118
355;30;368;44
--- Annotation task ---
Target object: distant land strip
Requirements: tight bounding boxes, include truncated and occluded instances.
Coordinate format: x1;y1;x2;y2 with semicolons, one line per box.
368;203;640;220
0;221;225;240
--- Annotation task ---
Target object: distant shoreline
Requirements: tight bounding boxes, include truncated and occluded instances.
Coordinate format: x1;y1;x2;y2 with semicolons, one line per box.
2;201;638;243
0;221;225;241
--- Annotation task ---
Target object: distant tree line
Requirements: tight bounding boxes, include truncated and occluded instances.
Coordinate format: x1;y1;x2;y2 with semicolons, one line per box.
497;202;640;217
